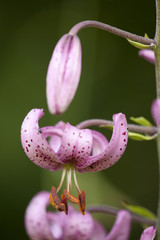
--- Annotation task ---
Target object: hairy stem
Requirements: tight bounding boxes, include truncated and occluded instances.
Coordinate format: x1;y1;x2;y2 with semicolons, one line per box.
87;205;156;226
76;119;157;135
69;20;155;45
155;0;160;238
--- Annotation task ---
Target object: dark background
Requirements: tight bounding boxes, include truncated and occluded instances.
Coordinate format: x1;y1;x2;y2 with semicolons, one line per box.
0;0;157;239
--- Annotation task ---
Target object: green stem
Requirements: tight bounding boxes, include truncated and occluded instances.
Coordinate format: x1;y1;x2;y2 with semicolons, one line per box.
155;0;160;238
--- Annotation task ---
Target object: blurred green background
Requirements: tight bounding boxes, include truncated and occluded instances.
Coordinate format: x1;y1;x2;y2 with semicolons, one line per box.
0;0;157;239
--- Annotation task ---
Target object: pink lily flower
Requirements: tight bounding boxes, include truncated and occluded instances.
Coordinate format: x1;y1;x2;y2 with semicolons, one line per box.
21;109;128;213
25;192;132;240
138;50;155;64
140;226;156;240
46;34;81;115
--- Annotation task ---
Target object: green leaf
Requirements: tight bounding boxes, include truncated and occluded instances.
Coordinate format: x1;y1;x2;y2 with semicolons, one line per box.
100;124;113;130
126;38;153;49
144;33;149;38
123;201;156;228
129;132;156;141
130;116;152;126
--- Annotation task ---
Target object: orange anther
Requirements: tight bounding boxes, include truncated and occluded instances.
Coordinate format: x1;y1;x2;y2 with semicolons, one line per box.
49;186;68;214
64;190;79;204
78;190;86;215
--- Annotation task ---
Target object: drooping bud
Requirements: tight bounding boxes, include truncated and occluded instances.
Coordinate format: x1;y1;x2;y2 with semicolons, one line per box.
140;226;156;240
139;50;155;64
46;34;82;114
151;99;160;128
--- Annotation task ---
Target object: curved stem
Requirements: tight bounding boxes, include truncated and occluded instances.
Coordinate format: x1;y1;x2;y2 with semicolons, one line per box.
86;205;156;225
87;205;156;226
69;20;155;45
76;119;157;135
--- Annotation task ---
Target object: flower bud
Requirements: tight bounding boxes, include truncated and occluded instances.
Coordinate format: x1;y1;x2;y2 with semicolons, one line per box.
139;50;155;64
151;99;160;128
46;34;82;114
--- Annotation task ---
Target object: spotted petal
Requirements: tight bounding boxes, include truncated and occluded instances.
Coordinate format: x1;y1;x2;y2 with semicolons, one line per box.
92;130;108;156
25;192;56;240
21;109;62;171
57;123;93;168
64;212;94;240
140;226;156;240
80;113;128;172
105;210;131;240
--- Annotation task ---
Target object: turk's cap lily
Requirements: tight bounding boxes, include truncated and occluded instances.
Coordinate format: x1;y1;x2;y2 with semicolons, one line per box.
21;109;128;213
139;50;155;64
21;108;128;172
151;99;160;129
25;191;106;240
46;33;81;115
140;226;156;240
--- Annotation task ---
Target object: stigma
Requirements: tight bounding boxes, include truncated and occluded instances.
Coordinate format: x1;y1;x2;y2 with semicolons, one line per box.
49;167;86;215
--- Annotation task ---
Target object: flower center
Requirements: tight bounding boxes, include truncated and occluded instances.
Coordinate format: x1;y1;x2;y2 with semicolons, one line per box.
49;167;85;215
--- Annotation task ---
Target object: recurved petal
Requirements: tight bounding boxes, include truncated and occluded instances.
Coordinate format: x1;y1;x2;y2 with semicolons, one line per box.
105;210;131;240
57;123;93;168
92;130;108;156
21;109;62;171
140;226;156;240
49;121;66;152
25;192;54;240
80;113;128;172
151;99;160;128
46;34;82;114
139;50;155;64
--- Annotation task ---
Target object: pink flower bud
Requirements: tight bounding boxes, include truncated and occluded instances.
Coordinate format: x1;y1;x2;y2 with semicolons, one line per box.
151;99;160;128
139;50;155;64
46;34;82;114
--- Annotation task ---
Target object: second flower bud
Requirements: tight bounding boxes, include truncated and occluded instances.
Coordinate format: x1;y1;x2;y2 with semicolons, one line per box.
46;34;82;114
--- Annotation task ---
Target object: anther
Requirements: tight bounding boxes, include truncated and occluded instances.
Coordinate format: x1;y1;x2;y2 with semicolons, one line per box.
49;186;68;215
78;190;86;215
63;190;79;204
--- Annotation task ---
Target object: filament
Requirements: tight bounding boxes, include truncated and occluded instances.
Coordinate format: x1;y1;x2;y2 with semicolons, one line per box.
73;169;81;194
56;169;66;193
66;168;72;192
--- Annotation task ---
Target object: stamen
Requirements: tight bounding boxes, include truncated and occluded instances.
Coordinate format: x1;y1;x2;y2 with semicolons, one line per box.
57;169;66;193
63;190;79;204
66;168;72;192
73;169;81;194
49;186;68;214
50;186;61;206
61;193;68;215
78;190;86;215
